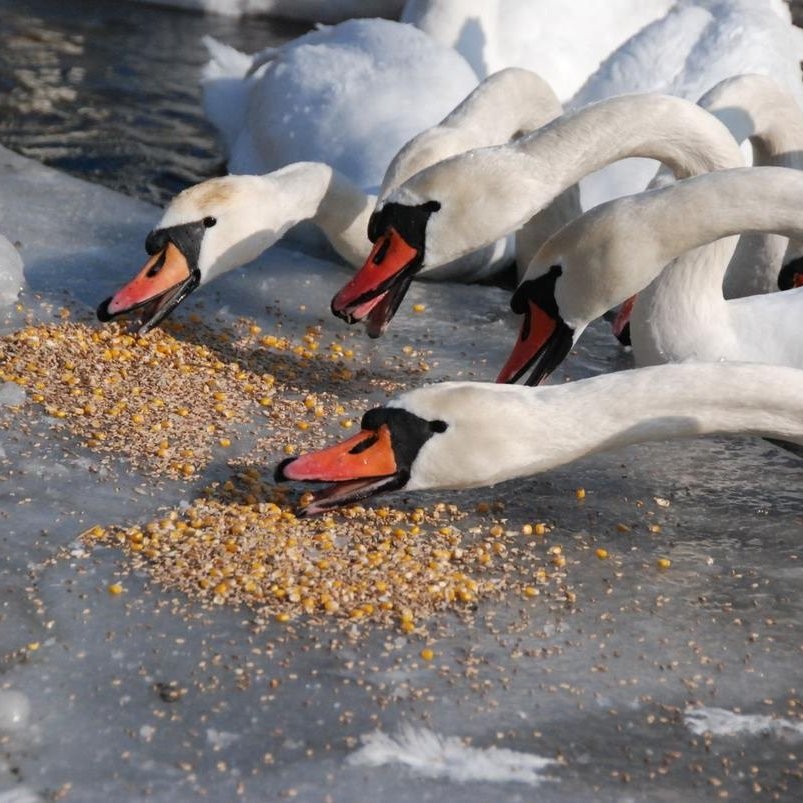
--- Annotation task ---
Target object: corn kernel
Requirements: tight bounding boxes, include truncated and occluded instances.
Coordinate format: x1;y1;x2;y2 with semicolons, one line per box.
420;648;434;661
107;583;124;595
596;548;609;560
657;557;671;570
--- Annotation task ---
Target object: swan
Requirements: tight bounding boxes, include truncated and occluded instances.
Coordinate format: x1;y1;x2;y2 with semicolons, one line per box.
97;68;579;333
200;19;480;191
497;167;803;386
607;72;803;344
274;362;803;514
331;91;744;336
569;0;803;211
401;0;674;100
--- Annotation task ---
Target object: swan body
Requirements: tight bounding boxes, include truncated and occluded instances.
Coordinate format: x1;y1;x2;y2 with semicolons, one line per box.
276;362;803;512
402;0;674;100
501;168;803;386
98;69;577;332
571;0;803;210
201;19;479;189
333;91;744;335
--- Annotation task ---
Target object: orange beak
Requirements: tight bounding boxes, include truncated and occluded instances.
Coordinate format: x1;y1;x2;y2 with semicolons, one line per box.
275;424;404;516
330;228;419;336
101;243;191;318
610;293;636;346
496;300;561;384
279;425;396;482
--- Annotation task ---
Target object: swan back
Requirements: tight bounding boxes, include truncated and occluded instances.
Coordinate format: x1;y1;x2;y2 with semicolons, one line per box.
202;19;479;190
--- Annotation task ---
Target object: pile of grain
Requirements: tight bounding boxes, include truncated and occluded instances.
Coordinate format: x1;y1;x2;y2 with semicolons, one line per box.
0;317;420;477
85;471;571;632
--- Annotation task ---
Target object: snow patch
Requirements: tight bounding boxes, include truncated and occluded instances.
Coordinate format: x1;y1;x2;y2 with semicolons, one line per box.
685;706;803;740
0;235;23;306
347;725;556;786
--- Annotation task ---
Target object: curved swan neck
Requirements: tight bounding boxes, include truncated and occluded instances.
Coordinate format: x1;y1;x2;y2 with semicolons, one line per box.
700;74;803;167
379;67;565;201
407;364;803;490
610;168;803;273
395;93;745;271
515;93;744;185
264;162;376;265
270;162;374;266
698;74;803;298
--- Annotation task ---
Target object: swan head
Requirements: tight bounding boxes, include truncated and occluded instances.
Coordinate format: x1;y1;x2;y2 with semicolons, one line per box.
331;148;539;337
275;381;535;514
496;265;575;386
329;199;441;338
275;402;449;515
97;175;282;334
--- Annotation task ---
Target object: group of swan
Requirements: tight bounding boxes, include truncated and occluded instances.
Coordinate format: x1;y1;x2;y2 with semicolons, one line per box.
99;4;803;508
98;66;579;331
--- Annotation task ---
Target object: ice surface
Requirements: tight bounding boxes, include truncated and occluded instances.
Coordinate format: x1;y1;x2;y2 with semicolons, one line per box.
0;143;801;802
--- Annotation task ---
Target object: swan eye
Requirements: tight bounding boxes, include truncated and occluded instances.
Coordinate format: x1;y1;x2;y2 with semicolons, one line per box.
430;420;447;433
203;216;217;228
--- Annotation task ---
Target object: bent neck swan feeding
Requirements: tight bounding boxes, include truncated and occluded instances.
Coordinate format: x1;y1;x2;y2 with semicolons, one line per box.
275;362;803;514
500;167;803;386
332;91;744;336
98;68;577;333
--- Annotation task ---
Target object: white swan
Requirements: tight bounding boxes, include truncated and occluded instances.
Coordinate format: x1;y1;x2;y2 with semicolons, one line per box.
200;19;479;190
274;362;803;513
607;72;803;344
570;0;803;211
332;91;744;335
97;69;579;333
497;167;803;386
401;0;674;100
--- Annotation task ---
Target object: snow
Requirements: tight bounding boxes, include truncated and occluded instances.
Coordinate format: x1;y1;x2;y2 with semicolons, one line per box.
348;725;556;785
0;234;24;307
685;707;803;740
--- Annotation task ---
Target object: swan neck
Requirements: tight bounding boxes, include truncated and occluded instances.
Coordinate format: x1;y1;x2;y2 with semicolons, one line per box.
488;365;803;485
276;162;373;266
516;93;743;188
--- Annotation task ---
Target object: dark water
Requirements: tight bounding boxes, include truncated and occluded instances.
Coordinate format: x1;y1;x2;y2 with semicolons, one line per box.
0;0;308;207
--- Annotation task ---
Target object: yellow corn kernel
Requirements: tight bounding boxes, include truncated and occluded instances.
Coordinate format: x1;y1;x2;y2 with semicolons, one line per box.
420;648;434;661
657;557;671;570
107;583;124;595
596;548;609;560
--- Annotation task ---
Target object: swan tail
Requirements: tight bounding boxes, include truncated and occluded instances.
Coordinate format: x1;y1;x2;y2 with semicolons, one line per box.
200;35;254;157
201;35;253;81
